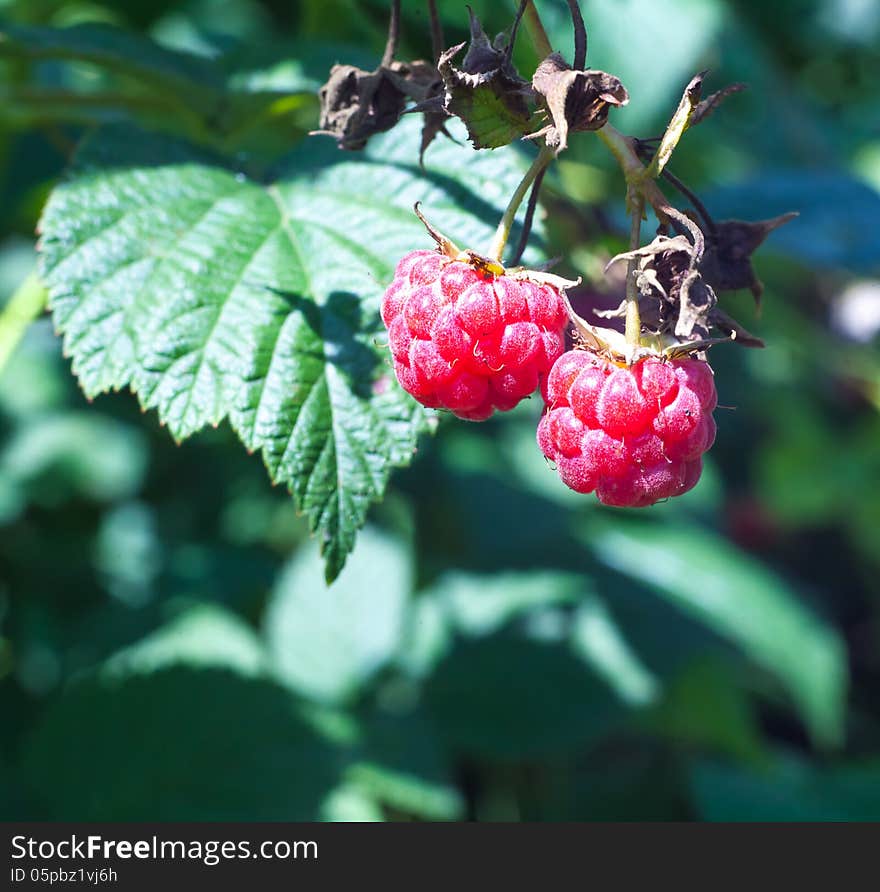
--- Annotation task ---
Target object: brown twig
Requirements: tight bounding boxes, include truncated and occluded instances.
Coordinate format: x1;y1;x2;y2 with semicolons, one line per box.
506;2;531;66
633;138;716;234
427;0;443;62
566;0;587;69
660;169;717;235
381;0;401;67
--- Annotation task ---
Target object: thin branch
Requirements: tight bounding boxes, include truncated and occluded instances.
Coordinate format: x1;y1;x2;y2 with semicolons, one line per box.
659;169;717;235
505;1;530;66
427;0;443;62
381;0;401;67
594;123;673;221
624;196;644;347
488;145;554;262
0;270;47;378
521;0;553;58
566;0;587;69
510;166;547;266
633;138;717;233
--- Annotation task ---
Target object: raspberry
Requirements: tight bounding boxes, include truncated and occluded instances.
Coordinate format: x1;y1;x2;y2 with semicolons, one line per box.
537;349;717;507
382;250;567;420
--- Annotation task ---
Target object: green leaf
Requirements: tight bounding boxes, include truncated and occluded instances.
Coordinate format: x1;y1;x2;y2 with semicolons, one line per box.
584;518;848;747
0;411;148;504
346;712;464;820
0;22;222;97
424;635;622;759
265;527;411;703
691;757;880;821
402;571;661;712
0;270;46;378
0;23;317;143
426;570;583;638
23;666;344;820
570;598;661;707
446;83;537;150
392;569;584;682
320;783;385;822
643;658;767;765
395;593;453;680
37;116;540;580
102;603;267;678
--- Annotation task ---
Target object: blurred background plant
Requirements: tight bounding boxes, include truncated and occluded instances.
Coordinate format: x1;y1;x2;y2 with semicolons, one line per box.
1;0;879;821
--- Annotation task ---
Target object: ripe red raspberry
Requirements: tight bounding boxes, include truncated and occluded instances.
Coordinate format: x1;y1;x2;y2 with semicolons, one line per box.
537;349;717;507
382;250;567;420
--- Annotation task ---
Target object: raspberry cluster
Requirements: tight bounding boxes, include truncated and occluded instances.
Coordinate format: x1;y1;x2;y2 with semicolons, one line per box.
537;350;717;507
382;250;567;420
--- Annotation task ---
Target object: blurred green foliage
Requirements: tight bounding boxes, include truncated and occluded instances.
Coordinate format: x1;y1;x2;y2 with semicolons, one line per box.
1;0;879;821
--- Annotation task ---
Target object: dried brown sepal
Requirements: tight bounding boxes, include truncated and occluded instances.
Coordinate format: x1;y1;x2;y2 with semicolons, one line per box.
460;5;514;74
700;213;798;301
607;229;716;341
605;203;770;351
560;288;723;365
412;203;581;300
529;52;628;153
707;307;765;348
314;63;407;150
413;201;461;259
691;82;747;126
423;8;533;150
314;56;445;151
394;60;454;164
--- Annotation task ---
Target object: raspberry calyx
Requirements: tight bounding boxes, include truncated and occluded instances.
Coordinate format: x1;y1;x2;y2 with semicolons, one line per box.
537;347;718;507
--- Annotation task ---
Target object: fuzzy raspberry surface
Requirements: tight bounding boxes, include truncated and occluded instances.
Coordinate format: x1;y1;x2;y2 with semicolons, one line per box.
537;349;717;507
382;250;567;420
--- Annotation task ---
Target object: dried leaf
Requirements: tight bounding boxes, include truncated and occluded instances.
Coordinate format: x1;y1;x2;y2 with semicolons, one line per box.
691;83;747;126
389;60;451;164
645;71;704;177
708;307;765;347
432;9;535;150
315;63;407;150
607;229;717;341
315;55;446;152
700;214;799;301
530;52;628;153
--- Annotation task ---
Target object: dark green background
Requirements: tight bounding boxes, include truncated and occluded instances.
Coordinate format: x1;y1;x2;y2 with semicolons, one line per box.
1;0;879;821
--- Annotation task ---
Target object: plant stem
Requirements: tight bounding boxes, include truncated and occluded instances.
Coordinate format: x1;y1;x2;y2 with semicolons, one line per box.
381;0;401;67
659;168;717;234
0;270;47;377
510;166;547;266
521;0;553;57
506;1;531;66
427;0;443;61
624;196;644;347
488;145;554;263
566;0;587;69
595;123;672;219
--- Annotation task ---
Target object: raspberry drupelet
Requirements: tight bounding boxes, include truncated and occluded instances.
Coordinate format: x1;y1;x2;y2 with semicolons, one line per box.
382;250;567;420
537;348;718;507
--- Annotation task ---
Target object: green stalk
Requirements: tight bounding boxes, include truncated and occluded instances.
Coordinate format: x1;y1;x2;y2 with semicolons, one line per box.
0;270;48;377
595;123;670;215
624;195;644;347
521;0;553;57
488;145;554;263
